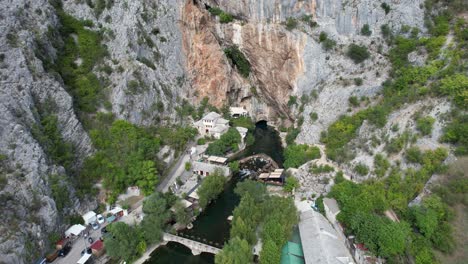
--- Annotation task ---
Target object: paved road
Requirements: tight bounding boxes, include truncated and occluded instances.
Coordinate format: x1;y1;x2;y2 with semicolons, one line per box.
53;223;107;264
157;142;194;193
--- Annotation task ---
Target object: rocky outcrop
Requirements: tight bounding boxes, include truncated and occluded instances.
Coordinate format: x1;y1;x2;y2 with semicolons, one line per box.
62;0;189;126
0;0;93;262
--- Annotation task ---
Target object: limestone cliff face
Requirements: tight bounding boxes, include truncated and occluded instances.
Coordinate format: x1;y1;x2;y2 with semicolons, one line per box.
180;0;425;124
62;0;189;125
0;1;93;262
181;0;307;123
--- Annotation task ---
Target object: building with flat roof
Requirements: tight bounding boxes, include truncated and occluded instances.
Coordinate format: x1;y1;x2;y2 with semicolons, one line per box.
192;161;230;177
194;112;229;139
298;207;354;264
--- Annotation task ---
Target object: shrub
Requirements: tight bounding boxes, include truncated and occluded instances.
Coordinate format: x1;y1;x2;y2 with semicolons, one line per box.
310;112;318;121
287;96;298;107
374;154;390;177
284;145;320;169
406;146;422;164
310;164;334;174
286;128;300;145
219;12;234;23
206;128;241;155
361;24;372;36
285;17;298;30
349;96;360;107
224;46;251;78
347;44;370;63
381;24;392;38
440;114;468;155
416;116;435;136
438;74;468;109
184;162;191;171
197;138;206;145
354;163;369;176
322;39;337;51
284;177;300;193
208;7;222;16
354;78;363;86
319;31;328;42
381;3;391;14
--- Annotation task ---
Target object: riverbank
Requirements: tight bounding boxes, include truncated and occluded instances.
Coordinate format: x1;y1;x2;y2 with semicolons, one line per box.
133;241;166;264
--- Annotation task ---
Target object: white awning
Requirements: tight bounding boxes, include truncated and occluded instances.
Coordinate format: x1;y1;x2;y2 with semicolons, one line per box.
259;173;270;179
65;224;86;237
189;189;199;200
109;207;123;215
77;253;92;264
182;200;193;208
207;156;228;164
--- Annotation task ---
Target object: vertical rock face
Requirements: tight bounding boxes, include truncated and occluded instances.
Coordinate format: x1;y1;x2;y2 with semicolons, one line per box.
62;0;190;126
180;0;424;124
0;0;93;262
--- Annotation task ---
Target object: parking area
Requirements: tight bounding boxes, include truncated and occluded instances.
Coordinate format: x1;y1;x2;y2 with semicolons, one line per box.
53;222;108;264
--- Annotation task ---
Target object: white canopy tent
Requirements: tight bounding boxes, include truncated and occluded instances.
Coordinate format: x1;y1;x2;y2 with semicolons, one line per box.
77;253;92;264
65;224;86;237
82;211;97;225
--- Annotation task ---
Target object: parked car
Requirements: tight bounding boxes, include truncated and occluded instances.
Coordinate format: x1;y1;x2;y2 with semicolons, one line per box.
96;214;105;224
91;221;100;230
58;244;71;257
81;247;92;256
101;226;108;234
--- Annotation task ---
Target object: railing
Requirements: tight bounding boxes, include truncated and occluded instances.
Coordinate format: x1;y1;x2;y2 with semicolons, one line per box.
163;233;222;254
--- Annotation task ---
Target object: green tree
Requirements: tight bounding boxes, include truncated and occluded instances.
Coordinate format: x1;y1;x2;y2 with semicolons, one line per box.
283;144;321;168
347;44;370;63
215;237;252;264
141;192;172;243
174;199;191;226
259;239;281;264
229;161;240;173
104;222;145;261
235;180;267;202
283;176;299;193
361;24;372;36
197;169;227;209
185;162;192;171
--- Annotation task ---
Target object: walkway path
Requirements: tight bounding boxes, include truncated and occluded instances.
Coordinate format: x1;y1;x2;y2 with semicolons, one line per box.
157;141;194;192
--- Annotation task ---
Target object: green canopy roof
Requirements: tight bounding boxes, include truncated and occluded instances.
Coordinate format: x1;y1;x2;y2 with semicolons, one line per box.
280;242;305;264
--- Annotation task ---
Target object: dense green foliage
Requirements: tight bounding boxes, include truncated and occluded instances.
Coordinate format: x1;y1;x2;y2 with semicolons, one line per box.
54;9;107;113
31;114;74;170
416;116;435;136
104;222;146;262
206;128;241;155
215;237;252;264
329;144;452;262
197;169;227;209
347;44;370;63
285;17;298;30
381;3;391;14
217;180;298;263
373;154;390;177
354;163;369;176
224;46;251;78
230;116;254;130
283;176;300;193
141;192;175;243
283;144;320;168
208;7;234;23
441;112;468;155
82;120;160;202
361;24;372;36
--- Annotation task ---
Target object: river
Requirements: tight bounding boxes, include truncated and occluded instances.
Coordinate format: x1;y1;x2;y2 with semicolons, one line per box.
145;121;283;263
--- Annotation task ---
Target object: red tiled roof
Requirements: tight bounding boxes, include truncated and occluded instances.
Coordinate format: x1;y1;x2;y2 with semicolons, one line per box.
91;240;104;250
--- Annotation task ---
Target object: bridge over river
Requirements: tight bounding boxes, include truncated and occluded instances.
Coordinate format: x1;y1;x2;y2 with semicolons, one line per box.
162;232;222;255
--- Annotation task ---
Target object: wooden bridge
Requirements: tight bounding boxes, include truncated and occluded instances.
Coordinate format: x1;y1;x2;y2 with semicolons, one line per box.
162;233;222;255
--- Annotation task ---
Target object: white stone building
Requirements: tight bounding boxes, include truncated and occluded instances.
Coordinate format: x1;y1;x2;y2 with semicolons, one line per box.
229;107;249;118
194;112;229;139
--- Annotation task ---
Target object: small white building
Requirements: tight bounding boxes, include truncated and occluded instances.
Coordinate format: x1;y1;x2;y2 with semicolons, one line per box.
194;112;229;139
230;107;249;118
